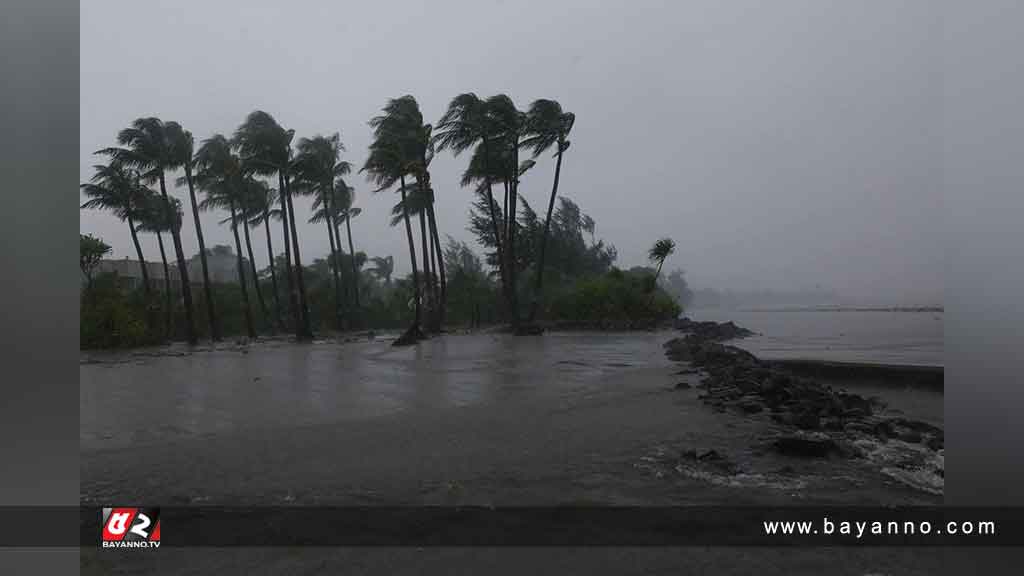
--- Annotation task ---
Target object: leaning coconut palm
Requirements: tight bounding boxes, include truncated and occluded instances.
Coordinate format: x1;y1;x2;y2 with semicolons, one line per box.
166;123;220;341
362;123;423;344
98;117;197;344
136;191;183;337
221;178;273;329
522;99;576;323
370;96;445;331
246;184;283;329
233;111;312;340
388;183;436;317
648;237;676;285
80;161;152;298
292;133;351;330
332;180;363;312
434;94;510;322
192;134;256;339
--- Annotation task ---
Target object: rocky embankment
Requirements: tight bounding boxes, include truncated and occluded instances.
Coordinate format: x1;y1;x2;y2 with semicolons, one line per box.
664;318;944;493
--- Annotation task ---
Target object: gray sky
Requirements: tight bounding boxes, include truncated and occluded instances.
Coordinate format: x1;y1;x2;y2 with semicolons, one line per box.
80;0;942;304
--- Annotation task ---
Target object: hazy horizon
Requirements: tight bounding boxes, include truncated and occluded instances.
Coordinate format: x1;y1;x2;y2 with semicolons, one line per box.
80;0;942;305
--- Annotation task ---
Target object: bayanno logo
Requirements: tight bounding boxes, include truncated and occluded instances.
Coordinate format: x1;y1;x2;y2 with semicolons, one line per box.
101;508;161;549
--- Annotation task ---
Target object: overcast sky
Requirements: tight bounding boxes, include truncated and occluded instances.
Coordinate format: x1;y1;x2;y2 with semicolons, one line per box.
80;0;941;304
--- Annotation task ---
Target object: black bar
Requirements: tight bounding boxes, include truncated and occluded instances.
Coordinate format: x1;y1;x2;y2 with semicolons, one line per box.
0;506;1009;547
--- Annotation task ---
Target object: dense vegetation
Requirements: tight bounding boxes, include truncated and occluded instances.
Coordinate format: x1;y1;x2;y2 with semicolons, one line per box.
81;95;684;349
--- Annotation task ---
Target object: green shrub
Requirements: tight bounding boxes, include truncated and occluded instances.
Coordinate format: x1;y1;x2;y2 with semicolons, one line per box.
546;268;681;329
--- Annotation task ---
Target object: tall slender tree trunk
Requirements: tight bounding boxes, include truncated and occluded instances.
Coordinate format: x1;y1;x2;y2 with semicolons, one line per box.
480;137;509;316
277;173;296;333
261;208;282;333
126;215;150;298
324;206;344;331
344;214;360;310
158;172;197;345
322;185;345;330
418;209;434;330
507;148;520;329
399;175;421;330
528;146;565;323
242;215;268;331
426;202;447;328
155;231;172;339
184;164;219;341
283;172;313;340
229;201;256;338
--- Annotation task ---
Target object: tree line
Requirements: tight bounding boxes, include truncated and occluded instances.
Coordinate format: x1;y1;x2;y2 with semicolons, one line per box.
81;94;581;344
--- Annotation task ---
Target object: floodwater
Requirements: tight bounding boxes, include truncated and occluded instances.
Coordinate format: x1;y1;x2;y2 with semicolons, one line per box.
81;330;941;508
688;308;944;367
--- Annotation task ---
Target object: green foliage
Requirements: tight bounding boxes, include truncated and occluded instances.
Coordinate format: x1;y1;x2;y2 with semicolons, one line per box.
80;273;160;349
80;234;111;283
546;268;681;330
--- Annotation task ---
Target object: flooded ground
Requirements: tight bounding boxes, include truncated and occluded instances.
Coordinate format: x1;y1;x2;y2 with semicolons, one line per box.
81;330;940;507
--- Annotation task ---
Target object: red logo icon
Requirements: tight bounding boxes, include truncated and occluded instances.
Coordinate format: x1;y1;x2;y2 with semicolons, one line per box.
101;507;161;548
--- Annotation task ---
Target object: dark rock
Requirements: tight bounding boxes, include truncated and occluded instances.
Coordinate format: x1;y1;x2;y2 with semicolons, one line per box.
674;382;692;390
773;433;841;458
793;411;821;430
697;449;722;462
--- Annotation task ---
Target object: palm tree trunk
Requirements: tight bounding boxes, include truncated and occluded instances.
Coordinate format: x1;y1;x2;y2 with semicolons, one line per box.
480;137;509;314
229;201;256;339
418;209;434;329
155;230;172;339
399;175;421;330
344;214;360;310
126;215;150;298
158;172;197;345
184;164;220;341
507;148;520;329
261;207;282;333
322;186;345;330
283;172;313;340
277;173;297;333
242;215;268;331
324;209;344;331
528;147;565;323
427;202;447;328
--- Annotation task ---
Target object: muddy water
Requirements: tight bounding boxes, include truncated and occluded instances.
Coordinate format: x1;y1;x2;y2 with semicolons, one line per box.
80;331;940;506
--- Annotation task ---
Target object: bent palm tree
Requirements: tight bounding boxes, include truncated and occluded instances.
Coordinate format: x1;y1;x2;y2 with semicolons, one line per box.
648;237;676;285
434;94;508;323
522;99;575;323
193;134;256;338
167;123;220;341
247;184;283;329
362;115;422;342
234;111;312;340
137;192;183;337
99;117;197;344
80;161;152;298
292;133;351;330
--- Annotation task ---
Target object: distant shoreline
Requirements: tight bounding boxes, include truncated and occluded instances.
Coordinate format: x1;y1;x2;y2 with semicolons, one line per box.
694;305;943;313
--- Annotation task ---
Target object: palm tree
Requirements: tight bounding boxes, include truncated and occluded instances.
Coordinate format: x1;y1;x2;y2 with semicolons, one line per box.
369;256;394;285
370;96;446;331
363;112;423;341
435;94;520;327
522;99;575;323
332;181;363;312
247;184;284;329
167;123;220;342
99;117;197;344
80;161;151;298
136;191;183;337
292;133;351;330
222;178;273;329
648;238;676;285
192;134;256;339
233;111;312;340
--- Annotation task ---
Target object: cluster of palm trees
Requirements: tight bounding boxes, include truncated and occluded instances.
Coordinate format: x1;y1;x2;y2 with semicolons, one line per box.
82;93;576;344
